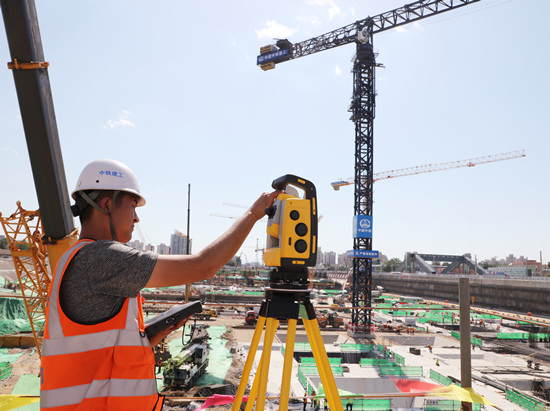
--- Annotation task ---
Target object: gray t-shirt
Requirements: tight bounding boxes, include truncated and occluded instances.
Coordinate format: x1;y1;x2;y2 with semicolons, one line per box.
59;240;158;325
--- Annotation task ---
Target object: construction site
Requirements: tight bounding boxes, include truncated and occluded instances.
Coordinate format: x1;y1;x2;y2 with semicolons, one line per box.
1;280;550;410
1;0;548;410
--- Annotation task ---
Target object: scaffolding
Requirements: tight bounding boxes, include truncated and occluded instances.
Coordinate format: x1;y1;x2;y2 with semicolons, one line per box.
0;202;50;357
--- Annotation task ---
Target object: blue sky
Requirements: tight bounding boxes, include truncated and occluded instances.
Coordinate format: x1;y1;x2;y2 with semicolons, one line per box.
1;0;548;265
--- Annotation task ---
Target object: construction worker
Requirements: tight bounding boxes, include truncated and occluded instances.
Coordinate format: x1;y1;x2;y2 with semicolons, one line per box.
303;391;308;411
346;396;354;411
40;159;280;410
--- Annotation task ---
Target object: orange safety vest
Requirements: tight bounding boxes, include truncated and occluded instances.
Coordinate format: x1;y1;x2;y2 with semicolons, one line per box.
41;239;163;410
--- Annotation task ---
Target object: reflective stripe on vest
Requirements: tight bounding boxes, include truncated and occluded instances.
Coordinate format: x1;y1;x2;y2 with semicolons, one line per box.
41;378;158;407
41;240;162;410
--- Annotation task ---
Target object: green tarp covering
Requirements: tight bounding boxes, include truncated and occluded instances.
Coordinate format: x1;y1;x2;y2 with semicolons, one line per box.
0;298;33;335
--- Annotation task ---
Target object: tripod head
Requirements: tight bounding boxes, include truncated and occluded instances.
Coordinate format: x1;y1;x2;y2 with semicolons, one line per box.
264;175;317;288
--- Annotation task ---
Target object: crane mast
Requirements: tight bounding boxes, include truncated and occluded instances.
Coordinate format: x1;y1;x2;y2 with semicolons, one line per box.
258;0;481;331
332;149;527;190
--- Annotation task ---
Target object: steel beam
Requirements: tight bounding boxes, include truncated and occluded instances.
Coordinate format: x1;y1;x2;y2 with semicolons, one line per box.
1;0;74;239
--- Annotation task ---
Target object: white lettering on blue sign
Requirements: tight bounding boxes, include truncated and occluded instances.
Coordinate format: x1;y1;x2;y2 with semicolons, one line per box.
353;215;373;239
256;48;289;65
346;250;380;259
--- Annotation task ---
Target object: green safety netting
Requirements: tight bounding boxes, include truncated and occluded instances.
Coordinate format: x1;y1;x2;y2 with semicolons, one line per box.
0;348;24;375
298;365;344;376
417;311;458;324
425;399;481;410
506;388;546;411
498;332;550;340
300;357;342;365
0;362;12;380
373;303;393;309
241;291;263;296
393;353;405;365
359;358;397;366
340;344;374;351
281;343;311;355
430;369;457;387
379;366;423;376
450;331;483;347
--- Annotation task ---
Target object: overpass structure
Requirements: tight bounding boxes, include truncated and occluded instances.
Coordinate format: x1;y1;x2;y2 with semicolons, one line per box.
397;252;489;276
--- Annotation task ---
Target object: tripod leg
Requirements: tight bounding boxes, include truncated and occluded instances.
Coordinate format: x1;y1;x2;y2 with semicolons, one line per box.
303;318;344;411
255;316;279;411
245;353;263;411
232;315;267;411
279;318;298;411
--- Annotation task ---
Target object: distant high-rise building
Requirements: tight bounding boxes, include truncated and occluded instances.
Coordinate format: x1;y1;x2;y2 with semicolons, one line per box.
157;243;170;255
325;251;336;266
170;230;191;255
127;240;144;251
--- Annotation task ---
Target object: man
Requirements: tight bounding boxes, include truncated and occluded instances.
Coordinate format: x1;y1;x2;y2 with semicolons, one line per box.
40;159;279;410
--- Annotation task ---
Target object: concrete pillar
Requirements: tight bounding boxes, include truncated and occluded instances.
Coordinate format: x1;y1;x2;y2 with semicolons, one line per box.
459;277;472;411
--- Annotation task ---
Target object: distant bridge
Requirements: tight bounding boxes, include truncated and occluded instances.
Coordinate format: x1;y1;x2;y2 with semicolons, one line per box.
397;252;489;276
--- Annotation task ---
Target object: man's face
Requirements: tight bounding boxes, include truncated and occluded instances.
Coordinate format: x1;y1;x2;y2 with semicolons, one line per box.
111;193;140;243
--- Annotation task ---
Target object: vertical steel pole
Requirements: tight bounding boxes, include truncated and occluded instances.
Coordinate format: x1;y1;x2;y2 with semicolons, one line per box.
459;277;472;411
185;183;191;302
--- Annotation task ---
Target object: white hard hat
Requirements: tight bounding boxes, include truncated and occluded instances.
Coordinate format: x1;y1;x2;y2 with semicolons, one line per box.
71;159;146;206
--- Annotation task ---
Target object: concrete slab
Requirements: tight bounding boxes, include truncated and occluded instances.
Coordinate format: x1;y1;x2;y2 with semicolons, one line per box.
236;322;548;411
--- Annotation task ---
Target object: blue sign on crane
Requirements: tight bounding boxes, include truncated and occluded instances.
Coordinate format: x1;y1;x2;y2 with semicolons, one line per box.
257;48;289;65
346;250;379;259
353;215;372;239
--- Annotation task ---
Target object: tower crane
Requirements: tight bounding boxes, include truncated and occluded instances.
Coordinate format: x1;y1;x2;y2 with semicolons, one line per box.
331;149;526;190
256;0;481;330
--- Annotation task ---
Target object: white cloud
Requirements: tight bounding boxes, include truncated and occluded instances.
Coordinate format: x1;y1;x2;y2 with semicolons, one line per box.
255;21;298;39
327;3;341;20
0;147;18;155
307;0;341;20
335;66;342;75
104;110;135;130
395;22;422;33
298;15;322;27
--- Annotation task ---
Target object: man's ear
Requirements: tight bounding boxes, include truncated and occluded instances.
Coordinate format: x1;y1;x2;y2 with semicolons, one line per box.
98;196;112;214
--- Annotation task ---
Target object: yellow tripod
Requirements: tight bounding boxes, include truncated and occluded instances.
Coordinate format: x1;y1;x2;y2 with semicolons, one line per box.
232;287;343;411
